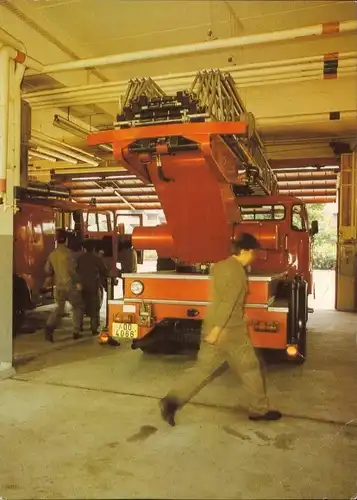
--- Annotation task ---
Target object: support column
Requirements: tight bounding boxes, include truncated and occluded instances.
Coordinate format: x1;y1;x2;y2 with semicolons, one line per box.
336;152;357;311
0;208;15;379
0;47;24;379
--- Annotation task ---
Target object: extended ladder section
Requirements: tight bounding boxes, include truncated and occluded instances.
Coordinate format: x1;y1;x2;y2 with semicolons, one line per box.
115;71;277;196
88;71;278;263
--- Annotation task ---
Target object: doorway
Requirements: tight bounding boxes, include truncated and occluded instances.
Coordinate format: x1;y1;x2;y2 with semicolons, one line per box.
307;203;338;310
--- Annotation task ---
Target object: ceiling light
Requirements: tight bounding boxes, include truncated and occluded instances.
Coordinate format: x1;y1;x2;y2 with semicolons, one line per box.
105;175;137;180
32;137;99;167
29;150;57;162
36;146;78;164
53;115;113;153
32;130;99;159
71;176;102;181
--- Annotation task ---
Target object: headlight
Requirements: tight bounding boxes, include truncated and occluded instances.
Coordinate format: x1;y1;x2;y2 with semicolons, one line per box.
130;280;144;295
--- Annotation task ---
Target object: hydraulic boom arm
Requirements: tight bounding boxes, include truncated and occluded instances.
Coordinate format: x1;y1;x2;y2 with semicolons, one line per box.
88;72;278;263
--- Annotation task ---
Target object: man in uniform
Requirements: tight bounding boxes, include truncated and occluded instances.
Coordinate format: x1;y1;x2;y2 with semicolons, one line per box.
44;229;83;342
160;232;282;425
77;239;108;336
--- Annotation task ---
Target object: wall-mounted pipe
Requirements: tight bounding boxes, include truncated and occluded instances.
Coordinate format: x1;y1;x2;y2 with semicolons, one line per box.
25;56;357;104
0;32;43;72
25;57;357;109
0;46;17;199
26;69;357;110
13;64;25;187
259;110;357;126
41;20;357;74
23;50;357;100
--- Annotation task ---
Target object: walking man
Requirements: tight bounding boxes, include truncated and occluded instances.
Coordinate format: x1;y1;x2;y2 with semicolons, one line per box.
77;239;108;336
160;232;282;425
44;229;83;342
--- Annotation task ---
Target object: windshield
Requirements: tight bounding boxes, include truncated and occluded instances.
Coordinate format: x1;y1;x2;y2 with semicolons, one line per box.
239;204;285;221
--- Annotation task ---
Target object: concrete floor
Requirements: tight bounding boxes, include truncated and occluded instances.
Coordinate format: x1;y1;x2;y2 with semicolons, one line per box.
1;309;357;499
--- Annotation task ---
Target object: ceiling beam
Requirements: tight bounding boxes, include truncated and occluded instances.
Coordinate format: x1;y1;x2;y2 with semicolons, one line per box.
68;184;151;192
279;189;336;196
72;195;159;202
270;157;339;169
297;196;336;204
278;180;336;189
276;171;337;181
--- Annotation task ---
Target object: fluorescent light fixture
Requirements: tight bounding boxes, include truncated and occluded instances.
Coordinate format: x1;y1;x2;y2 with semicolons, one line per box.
29;150;57;162
36;146;78;164
72;176;102;181
105;175;138;180
53;115;113;153
32;130;99;159
32;137;99;167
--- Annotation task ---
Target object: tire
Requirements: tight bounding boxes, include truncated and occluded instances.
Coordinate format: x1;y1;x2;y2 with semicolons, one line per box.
289;281;308;365
13;310;25;338
99;287;104;309
13;276;31;337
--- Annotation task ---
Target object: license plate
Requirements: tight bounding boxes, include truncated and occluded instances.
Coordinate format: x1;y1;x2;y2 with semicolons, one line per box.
112;322;139;339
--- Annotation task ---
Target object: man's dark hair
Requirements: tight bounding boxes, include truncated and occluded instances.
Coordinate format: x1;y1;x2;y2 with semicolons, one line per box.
56;229;67;245
83;239;96;253
231;232;260;255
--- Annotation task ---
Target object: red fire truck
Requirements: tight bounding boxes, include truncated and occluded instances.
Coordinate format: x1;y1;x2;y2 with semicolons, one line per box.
88;72;318;363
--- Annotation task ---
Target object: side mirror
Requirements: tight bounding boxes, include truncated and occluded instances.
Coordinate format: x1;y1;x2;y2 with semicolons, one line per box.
310;220;319;236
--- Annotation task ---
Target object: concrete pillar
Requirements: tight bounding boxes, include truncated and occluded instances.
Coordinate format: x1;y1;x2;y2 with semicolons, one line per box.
0;209;15;379
0;50;23;379
336;152;357;311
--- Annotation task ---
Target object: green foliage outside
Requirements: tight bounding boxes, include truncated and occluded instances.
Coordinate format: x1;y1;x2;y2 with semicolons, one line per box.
306;204;337;270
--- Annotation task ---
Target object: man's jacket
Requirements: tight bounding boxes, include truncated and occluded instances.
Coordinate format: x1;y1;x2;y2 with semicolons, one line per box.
44;244;80;289
77;252;108;292
203;256;248;335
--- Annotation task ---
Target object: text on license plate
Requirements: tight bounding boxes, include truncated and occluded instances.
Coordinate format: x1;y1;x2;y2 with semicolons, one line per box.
112;322;139;339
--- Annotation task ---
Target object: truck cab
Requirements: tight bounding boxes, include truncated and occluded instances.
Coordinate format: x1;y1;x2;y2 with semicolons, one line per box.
236;196;318;294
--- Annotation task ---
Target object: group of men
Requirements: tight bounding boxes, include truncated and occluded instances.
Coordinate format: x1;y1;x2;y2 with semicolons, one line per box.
43;229;108;342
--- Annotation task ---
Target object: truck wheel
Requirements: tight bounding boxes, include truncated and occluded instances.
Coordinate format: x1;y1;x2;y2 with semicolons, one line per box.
13;310;25;337
13;276;31;337
99;287;104;309
290;283;308;365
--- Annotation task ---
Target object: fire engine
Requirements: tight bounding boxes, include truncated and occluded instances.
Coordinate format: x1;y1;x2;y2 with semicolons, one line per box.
88;71;318;363
13;184;141;332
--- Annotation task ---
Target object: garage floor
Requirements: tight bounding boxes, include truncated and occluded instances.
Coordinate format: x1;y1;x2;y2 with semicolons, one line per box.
1;310;357;499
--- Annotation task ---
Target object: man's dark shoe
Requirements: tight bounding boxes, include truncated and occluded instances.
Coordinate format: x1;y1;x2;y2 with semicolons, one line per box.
44;328;54;343
91;330;98;336
160;397;179;427
73;332;82;340
249;410;282;421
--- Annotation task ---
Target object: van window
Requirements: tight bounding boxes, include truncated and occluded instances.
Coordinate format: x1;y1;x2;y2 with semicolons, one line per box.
240;204;285;221
292;204;306;231
86;212;110;232
86;212;98;232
